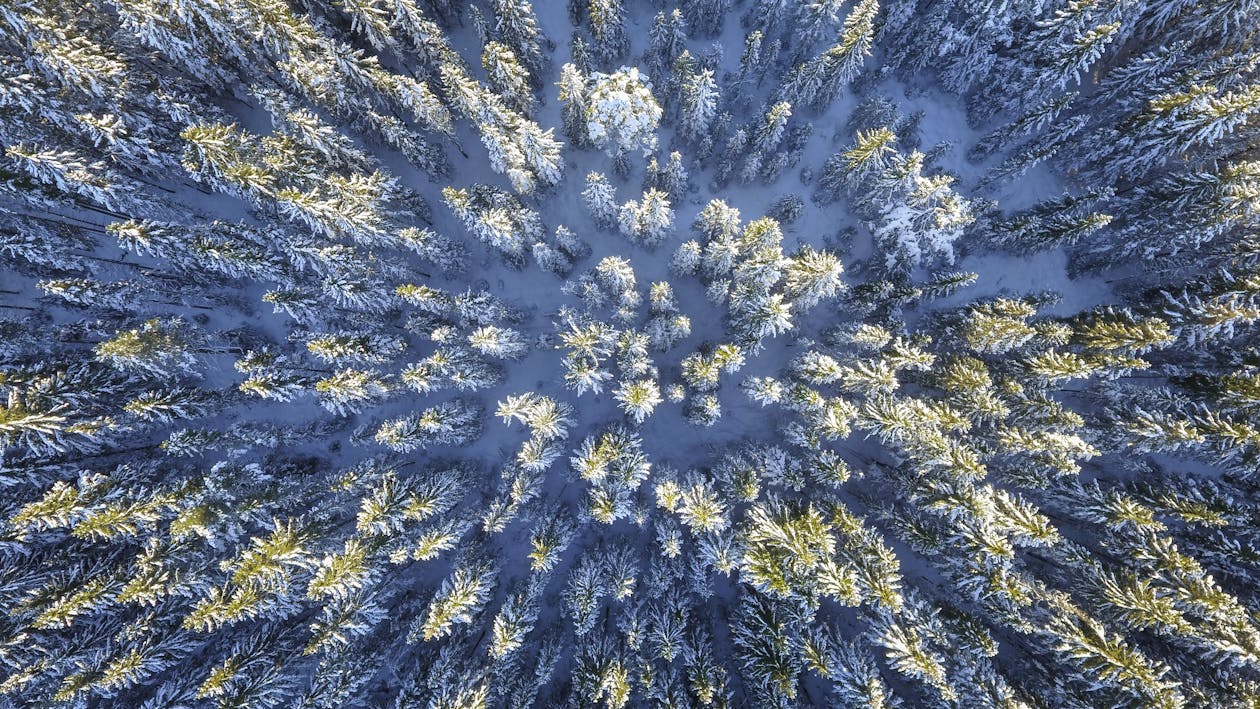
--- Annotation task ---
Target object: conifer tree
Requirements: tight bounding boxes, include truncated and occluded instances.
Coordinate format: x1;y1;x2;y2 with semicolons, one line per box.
583;171;619;229
443;185;542;267
95;318;199;378
316;369;394;415
584;0;630;62
483;42;534;114
375;400;483;452
417;558;497;642
491;0;548;76
618;189;674;248
586;67;663;155
677;67;720;150
557;63;593;146
779;0;878;111
647;10;688;80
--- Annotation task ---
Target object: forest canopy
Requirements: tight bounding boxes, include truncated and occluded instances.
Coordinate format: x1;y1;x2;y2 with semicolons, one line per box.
1;0;1259;707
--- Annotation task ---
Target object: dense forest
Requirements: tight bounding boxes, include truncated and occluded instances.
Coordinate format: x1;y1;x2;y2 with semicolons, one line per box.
1;0;1259;706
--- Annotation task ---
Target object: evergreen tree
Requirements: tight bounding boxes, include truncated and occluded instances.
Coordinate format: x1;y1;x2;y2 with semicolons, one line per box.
95;319;199;378
647;10;688;80
683;0;730;37
483;42;534;114
778;0;878;110
583;171;619;229
416;557;497;641
677;67;720;149
443;185;543;267
617;188;674;248
557;62;593;146
586;67;663;155
489;581;542;660
587;0;629;63
316;369;393;415
614;378;663;423
491;0;548;76
375;400;483;452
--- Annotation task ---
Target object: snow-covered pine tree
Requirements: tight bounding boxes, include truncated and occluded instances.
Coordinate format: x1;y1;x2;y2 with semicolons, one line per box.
618;188;674;248
586;67;663;156
375;399;483;452
558;62;593;146
483;42;534;114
